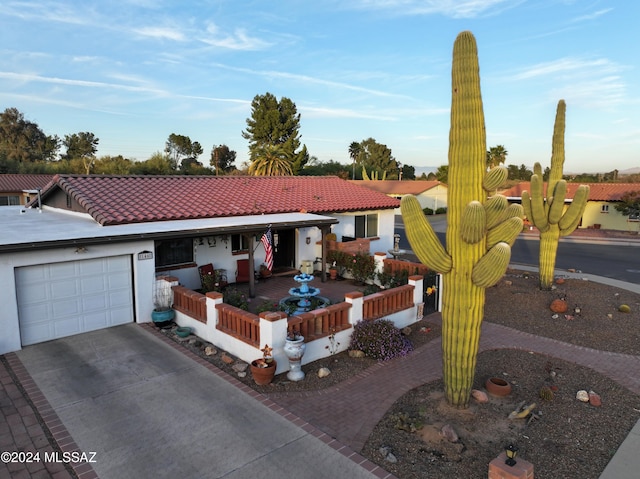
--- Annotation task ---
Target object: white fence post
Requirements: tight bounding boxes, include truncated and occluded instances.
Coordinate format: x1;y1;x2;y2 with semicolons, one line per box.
345;291;364;325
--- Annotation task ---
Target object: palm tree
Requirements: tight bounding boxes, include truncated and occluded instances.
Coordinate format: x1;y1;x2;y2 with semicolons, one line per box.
348;141;361;179
486;145;508;169
248;145;293;176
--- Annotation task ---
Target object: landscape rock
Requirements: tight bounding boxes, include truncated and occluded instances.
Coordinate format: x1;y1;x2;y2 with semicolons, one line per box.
317;367;331;378
504;280;512;286
440;424;459;443
204;346;217;356
471;389;489;403
221;353;234;364
576;390;589;402
402;326;412;336
588;390;602;407
550;299;568;313
348;349;366;358
232;362;248;373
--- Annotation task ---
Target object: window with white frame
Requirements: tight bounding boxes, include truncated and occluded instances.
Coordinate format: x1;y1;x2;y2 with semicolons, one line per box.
355;213;378;238
601;204;609;213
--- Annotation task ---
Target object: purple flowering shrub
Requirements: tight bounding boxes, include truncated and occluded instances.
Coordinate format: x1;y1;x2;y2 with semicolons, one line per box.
349;318;413;361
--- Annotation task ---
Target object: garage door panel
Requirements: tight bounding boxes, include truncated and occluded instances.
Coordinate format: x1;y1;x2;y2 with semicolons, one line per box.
16;256;134;346
84;312;109;330
51;280;80;298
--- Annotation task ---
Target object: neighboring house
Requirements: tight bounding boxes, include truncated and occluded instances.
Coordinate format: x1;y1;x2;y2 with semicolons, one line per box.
501;182;640;232
350;180;448;214
0;174;53;206
0;174;399;354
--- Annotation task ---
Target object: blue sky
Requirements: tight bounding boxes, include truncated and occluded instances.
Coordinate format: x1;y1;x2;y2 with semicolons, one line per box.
1;0;638;173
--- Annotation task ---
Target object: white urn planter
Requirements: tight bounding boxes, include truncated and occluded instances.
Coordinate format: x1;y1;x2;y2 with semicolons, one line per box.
284;337;306;381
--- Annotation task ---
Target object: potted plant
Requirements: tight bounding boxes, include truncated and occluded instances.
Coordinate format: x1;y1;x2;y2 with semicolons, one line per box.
284;330;306;381
250;345;277;385
259;263;272;278
328;261;338;280
151;278;175;327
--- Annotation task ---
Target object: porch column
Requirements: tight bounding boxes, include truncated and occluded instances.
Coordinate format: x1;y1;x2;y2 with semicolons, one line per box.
246;233;256;298
320;225;330;282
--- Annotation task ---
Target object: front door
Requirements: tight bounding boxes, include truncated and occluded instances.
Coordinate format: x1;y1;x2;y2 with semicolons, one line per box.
273;229;295;269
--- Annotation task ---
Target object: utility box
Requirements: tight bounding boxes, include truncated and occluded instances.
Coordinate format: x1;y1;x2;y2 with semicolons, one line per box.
300;260;313;274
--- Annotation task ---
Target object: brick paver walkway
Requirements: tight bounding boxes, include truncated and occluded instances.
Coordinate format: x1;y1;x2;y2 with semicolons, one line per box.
266;313;640;452
0;355;97;479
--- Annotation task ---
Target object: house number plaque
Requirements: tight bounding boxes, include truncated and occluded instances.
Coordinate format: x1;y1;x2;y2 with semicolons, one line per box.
138;251;153;260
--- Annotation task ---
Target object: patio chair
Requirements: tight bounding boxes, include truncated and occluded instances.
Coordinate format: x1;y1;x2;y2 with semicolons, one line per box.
235;259;251;283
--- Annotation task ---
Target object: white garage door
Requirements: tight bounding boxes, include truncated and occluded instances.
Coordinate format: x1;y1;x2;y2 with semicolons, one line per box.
16;255;134;346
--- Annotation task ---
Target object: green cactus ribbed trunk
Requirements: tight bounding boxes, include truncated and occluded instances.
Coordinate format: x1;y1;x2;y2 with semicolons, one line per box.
442;31;487;408
539;226;560;290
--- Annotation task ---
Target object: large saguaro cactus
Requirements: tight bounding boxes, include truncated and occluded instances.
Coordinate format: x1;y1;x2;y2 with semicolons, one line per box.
521;100;590;290
401;31;523;409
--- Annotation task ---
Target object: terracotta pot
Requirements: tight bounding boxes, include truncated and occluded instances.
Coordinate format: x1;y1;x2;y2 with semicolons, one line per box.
250;359;277;385
329;268;338;280
485;377;512;397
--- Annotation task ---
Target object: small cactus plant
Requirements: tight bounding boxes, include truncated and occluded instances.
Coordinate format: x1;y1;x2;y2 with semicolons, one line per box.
539;386;554;401
618;304;631;313
522;100;590;290
401;31;523;408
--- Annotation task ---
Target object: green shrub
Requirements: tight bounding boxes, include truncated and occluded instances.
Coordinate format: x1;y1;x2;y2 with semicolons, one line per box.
349;318;413;361
224;288;248;311
349;252;376;284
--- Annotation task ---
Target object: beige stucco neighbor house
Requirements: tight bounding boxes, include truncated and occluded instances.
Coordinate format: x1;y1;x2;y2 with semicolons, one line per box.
350;180;448;214
502;182;640;233
0;174;400;355
0;174;53;206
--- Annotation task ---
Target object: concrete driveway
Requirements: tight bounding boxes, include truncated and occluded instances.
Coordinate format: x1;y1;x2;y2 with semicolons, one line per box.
16;324;382;479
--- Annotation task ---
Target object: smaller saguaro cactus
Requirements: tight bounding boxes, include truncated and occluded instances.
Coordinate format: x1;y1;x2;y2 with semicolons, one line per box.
521;100;590;290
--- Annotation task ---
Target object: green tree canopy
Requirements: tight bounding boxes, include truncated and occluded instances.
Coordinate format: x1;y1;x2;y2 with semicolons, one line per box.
210;144;237;175
130;152;176;175
300;159;350;178
352;137;398;179
164;133;203;170
614;190;640;217
62;132;99;174
0;107;60;172
486;144;507;169
242;92;308;175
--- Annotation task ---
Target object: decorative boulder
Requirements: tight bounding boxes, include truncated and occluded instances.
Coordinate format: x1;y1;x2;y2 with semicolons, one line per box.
550;299;568;313
317;367;331;378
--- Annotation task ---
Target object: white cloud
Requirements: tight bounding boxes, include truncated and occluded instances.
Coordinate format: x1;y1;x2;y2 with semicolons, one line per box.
349;0;522;18
200;22;271;50
134;26;185;41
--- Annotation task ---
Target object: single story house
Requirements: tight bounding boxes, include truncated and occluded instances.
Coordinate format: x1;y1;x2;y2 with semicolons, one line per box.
351;180;447;214
0;174;53;206
501;182;640;232
0;174;400;354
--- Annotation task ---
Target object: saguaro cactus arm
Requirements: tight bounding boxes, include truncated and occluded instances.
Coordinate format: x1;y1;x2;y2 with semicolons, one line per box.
400;195;452;272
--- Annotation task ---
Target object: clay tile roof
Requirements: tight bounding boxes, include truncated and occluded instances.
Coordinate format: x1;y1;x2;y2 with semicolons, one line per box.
0;174;54;192
349;180;443;195
39;175;401;225
501;182;640;201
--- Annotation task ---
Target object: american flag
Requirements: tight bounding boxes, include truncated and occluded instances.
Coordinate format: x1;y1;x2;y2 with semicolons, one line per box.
261;227;273;271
